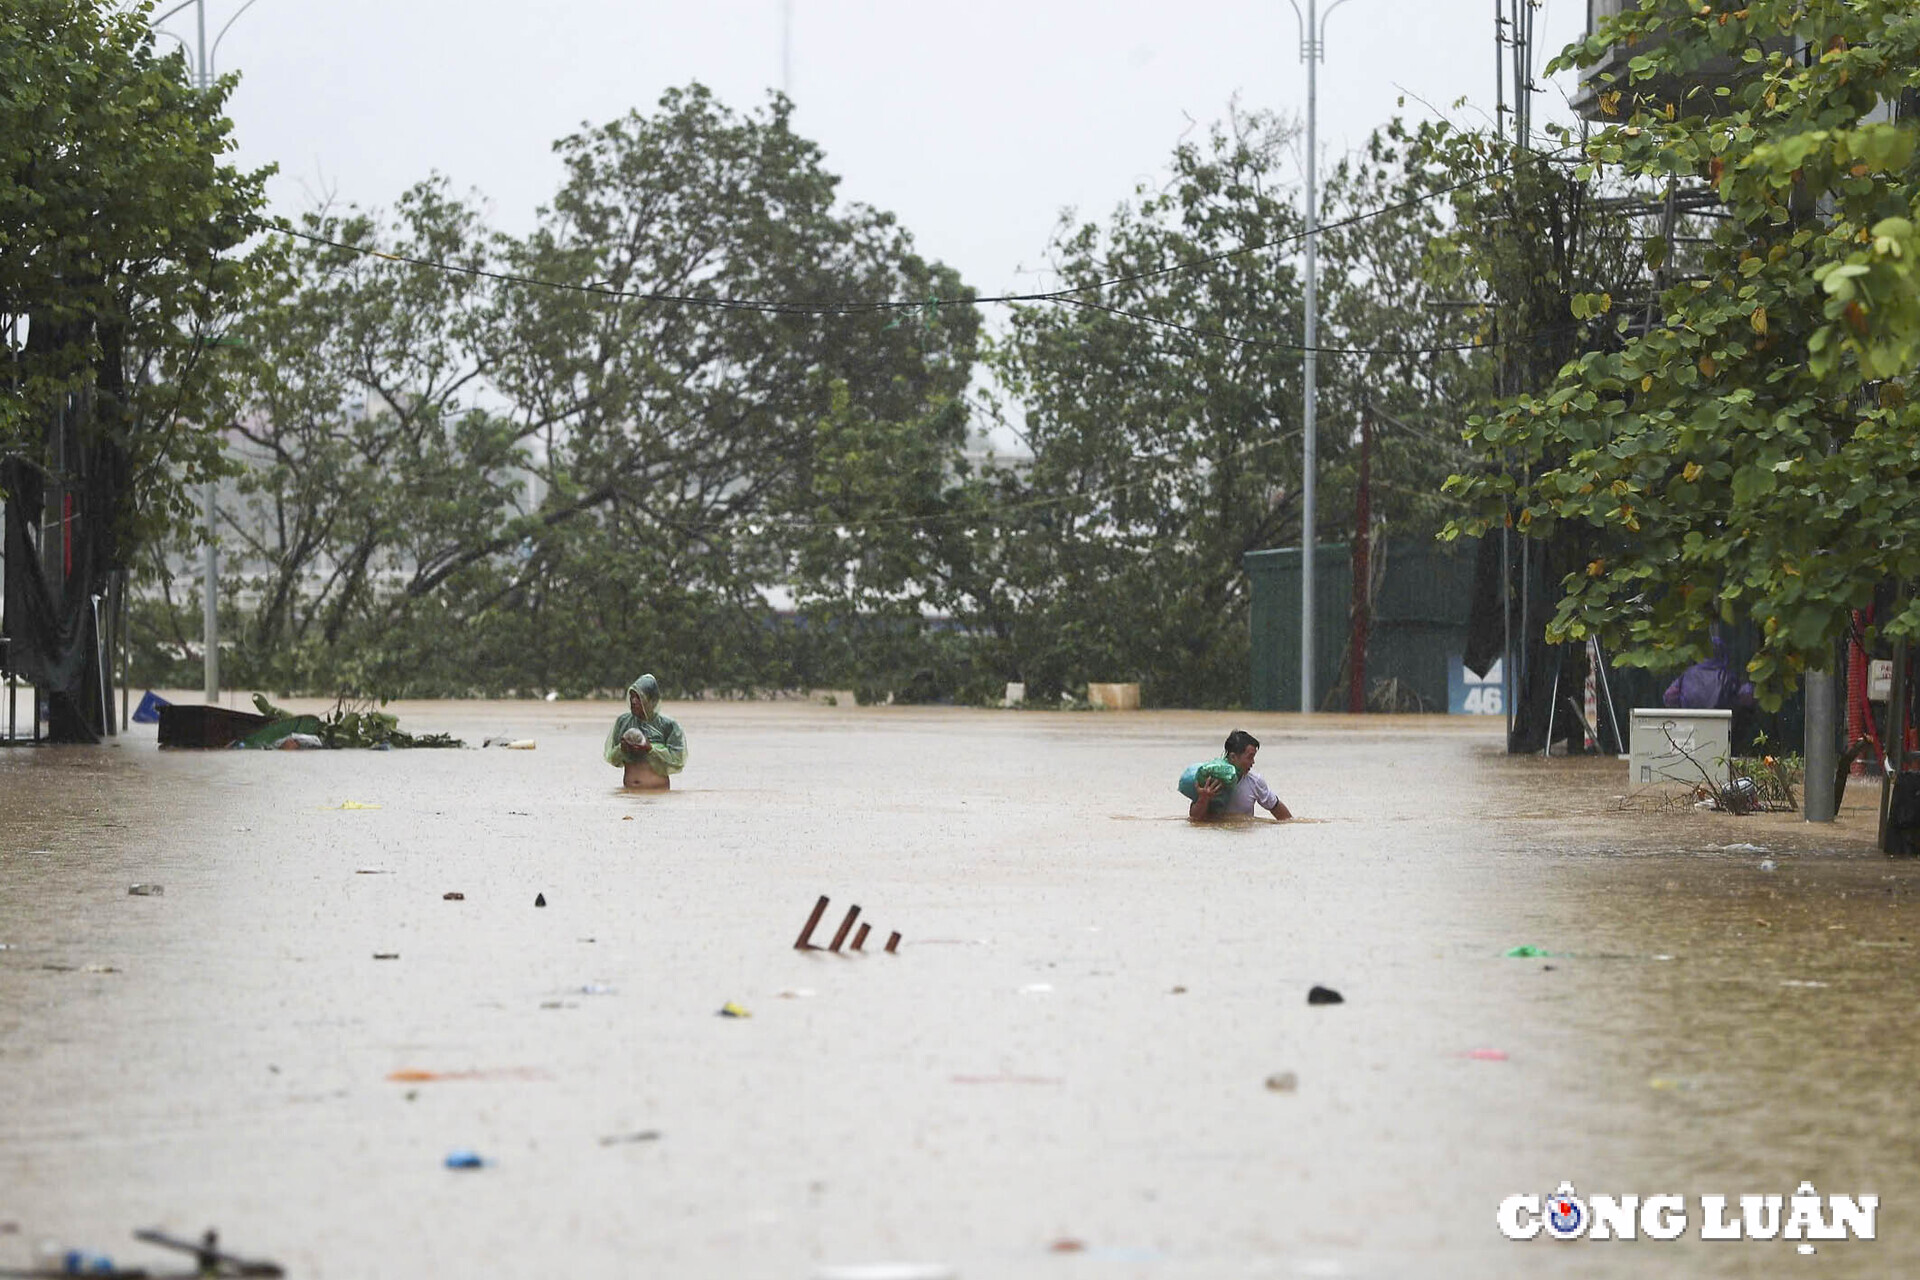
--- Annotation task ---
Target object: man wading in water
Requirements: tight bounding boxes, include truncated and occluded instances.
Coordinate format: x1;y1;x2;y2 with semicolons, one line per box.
604;673;688;790
1186;729;1292;822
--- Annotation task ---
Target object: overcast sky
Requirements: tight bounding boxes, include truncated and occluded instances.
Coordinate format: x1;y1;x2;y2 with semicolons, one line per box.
165;0;1591;299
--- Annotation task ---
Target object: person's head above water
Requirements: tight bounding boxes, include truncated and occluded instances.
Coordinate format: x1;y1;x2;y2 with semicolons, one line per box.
1224;729;1260;775
627;673;661;719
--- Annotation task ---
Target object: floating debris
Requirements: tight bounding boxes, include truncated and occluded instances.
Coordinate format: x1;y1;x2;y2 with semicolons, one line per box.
951;1074;1062;1085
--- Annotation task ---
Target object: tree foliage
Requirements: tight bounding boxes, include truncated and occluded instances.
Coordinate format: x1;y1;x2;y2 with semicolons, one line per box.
1;0;269;550
971;110;1492;706
150;87;978;697
1444;0;1920;704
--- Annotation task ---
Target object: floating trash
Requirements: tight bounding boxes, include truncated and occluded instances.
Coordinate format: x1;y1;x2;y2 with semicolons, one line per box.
599;1130;661;1146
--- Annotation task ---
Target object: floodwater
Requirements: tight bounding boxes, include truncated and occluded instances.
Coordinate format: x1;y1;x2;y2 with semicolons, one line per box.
1;698;1915;1279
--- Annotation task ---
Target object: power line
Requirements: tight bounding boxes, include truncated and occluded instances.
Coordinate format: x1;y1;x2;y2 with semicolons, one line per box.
754;428;1308;532
1055;295;1494;357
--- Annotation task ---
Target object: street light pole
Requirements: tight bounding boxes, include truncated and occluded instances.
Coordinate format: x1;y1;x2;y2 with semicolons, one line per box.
194;0;219;704
781;0;793;98
154;0;262;703
1287;0;1352;714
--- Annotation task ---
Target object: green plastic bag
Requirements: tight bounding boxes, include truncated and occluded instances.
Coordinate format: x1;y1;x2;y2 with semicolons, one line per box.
1177;757;1241;810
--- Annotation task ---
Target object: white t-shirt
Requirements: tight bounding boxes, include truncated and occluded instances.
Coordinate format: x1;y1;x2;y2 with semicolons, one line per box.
1220;771;1280;815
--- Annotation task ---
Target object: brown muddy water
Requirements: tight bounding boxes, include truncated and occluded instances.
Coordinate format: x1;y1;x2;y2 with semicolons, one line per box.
1;698;1915;1279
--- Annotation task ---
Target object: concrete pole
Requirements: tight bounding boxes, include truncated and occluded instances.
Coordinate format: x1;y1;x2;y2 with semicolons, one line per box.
781;0;793;98
1298;0;1318;714
1804;666;1837;822
194;0;220;705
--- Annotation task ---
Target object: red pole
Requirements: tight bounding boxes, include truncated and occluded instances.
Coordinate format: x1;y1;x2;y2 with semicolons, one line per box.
1349;404;1372;714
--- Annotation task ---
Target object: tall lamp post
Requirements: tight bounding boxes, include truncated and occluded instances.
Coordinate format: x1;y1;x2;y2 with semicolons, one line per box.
151;0;262;704
1286;0;1354;714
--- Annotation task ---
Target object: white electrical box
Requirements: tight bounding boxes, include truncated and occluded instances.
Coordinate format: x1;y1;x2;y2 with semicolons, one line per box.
1630;708;1732;786
1869;660;1893;701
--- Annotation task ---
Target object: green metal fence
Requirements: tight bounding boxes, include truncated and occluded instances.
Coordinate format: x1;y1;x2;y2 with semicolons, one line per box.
1245;538;1479;713
1247;538;1806;754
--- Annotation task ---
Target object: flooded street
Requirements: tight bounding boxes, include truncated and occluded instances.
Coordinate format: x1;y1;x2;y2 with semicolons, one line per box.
2;700;1915;1278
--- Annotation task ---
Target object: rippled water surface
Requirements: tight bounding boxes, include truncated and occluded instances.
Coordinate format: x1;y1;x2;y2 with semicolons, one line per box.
1;699;1914;1278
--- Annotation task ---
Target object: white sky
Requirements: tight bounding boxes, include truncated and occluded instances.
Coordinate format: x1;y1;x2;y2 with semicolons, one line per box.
166;0;1591;301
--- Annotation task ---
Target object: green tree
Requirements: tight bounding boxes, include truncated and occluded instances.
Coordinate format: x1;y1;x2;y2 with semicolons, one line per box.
974;109;1495;707
1443;0;1920;701
184;180;528;691
1;0;268;548
142;85;979;697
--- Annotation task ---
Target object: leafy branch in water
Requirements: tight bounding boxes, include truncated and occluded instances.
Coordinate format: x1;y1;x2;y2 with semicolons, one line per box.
251;693;462;748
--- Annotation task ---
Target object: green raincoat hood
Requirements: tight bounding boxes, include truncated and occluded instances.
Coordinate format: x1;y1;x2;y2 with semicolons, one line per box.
627;673;661;719
605;673;687;774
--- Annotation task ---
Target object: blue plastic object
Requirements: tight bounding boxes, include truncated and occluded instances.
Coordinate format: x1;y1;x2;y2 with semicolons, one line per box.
444;1149;485;1169
131;690;170;725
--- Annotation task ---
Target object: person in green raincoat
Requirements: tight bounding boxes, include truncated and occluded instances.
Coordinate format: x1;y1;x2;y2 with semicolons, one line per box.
604;674;688;789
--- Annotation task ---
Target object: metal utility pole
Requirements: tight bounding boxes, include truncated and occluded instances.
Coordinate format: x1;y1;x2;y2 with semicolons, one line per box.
1288;0;1354;713
781;0;793;98
153;0;262;702
1805;666;1838;822
1348;402;1371;714
196;1;218;704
